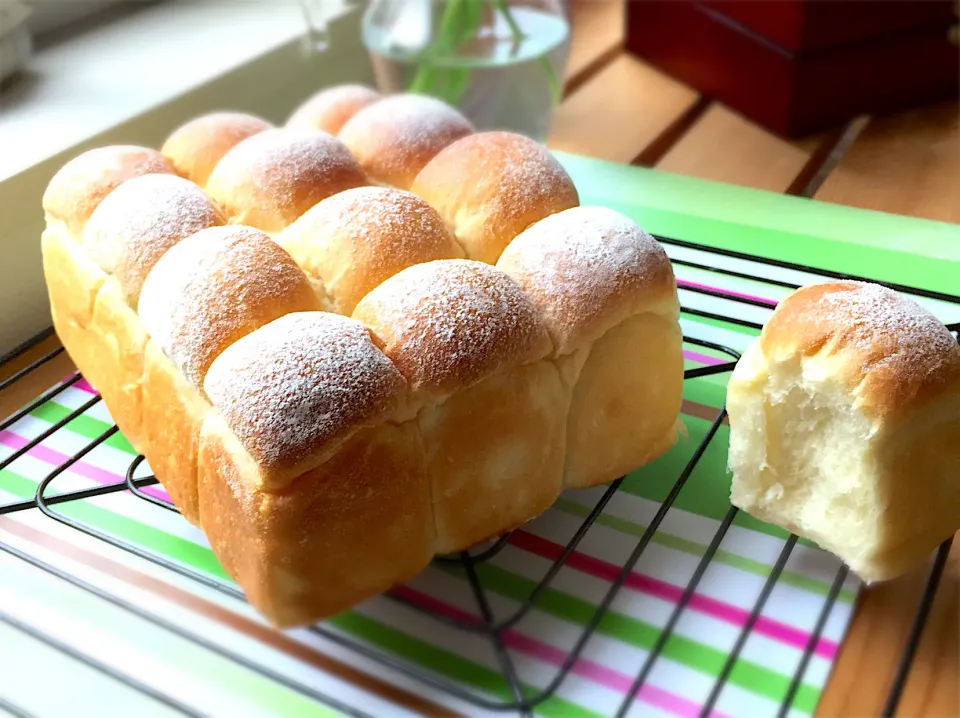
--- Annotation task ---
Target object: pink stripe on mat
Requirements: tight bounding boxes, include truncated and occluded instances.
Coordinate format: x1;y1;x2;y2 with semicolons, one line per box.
511;531;837;660
683;350;730;367
676;279;777;307
73;377;98;395
393;586;730;718
0;430;170;503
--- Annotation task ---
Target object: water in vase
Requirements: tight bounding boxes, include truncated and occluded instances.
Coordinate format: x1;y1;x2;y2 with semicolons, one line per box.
363;0;571;142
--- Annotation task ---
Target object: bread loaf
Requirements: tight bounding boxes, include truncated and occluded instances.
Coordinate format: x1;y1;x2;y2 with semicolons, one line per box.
727;281;960;582
39;84;685;627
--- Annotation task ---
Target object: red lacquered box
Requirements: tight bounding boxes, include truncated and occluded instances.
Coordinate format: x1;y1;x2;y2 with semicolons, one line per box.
624;0;959;138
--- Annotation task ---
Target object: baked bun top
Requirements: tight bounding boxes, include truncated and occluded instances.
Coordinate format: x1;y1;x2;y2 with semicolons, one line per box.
205;128;368;233
81;173;225;305
497;206;677;356
337;93;474;190
411;131;579;264
286;84;382;134
42;145;175;235
352;259;551;399
204;311;407;488
138;225;321;391
761;281;960;421
161;112;273;186
277;186;464;315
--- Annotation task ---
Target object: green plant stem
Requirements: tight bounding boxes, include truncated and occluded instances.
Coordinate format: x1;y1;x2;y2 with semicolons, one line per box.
409;0;563;108
493;0;562;105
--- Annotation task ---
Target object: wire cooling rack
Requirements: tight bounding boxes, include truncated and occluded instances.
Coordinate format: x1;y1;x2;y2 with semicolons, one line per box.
1;236;959;718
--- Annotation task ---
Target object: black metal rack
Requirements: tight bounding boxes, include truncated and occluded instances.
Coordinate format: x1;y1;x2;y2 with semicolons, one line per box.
1;237;958;718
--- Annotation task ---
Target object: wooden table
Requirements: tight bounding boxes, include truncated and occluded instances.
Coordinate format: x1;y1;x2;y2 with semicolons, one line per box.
1;3;957;715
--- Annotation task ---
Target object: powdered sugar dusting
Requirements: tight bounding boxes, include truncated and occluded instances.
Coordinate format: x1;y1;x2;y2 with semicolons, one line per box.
816;281;958;367
338;94;474;188
138;225;319;389
411;131;579;262
82;173;224;302
206;128;367;231
282;186;460;311
204;312;406;471
287;84;381;134
498;206;673;353
353;260;549;394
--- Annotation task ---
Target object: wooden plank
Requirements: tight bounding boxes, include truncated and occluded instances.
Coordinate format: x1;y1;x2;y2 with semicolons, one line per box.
814;100;959;223
549;53;700;163
655;104;830;193
0;335;74;423
564;0;624;86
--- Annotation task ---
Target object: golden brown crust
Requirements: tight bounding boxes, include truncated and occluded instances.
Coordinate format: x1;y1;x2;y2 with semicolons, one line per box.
203;312;408;489
205;128;368;233
81;173;225;306
337;94;474;190
42;146;175;235
351;259;552;399
140;340;210;526
198;416;434;628
760;281;960;422
137;226;322;391
286;84;381;134
276;186;464;315
497;206;678;356
423;360;567;553
411;131;580;264
161;112;273;186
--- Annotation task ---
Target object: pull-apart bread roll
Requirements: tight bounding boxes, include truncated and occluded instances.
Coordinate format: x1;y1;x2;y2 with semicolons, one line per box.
161;112;273;186
411;131;580;264
199;312;433;627
286;84;382;134
205;128;368;233
40;147;214;449
337;93;474;190
276;186;464;314
498;206;684;488
138;226;321;524
353;260;566;554
727;281;960;582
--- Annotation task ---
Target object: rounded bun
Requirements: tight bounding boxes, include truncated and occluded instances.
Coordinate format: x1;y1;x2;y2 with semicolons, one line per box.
760;281;960;421
337;93;474;190
411;131;579;265
277;186;464;315
204;311;408;486
42;145;175;235
161;112;273;186
205;128;368;233
352;259;551;398
82;173;225;305
497;206;677;355
286;84;381;134
138;225;321;391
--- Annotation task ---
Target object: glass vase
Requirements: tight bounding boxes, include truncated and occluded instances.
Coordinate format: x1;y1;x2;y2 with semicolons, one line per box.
361;0;571;143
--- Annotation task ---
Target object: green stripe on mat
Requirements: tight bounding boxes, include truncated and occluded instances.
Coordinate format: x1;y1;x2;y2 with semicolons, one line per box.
553;498;855;603
443;563;820;714
31;402;136;454
329;613;599;718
